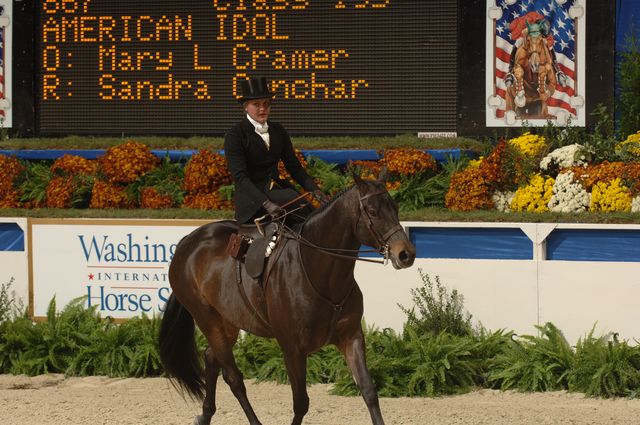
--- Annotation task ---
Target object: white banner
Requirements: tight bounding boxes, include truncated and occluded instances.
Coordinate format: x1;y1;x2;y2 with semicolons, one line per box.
30;219;209;319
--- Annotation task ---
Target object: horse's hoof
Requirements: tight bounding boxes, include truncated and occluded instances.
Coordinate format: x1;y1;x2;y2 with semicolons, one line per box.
193;415;212;425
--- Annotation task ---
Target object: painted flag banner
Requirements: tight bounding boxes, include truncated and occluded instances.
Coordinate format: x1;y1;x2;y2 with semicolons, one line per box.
0;5;4;120
486;0;586;127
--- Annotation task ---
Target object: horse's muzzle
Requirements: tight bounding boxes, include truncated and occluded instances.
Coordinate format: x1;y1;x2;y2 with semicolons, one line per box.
389;240;416;269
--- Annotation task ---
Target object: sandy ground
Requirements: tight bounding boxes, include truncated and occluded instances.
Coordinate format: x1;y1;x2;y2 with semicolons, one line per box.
1;374;640;425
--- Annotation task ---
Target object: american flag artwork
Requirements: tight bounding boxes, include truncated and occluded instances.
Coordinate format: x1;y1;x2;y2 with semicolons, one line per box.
486;0;586;127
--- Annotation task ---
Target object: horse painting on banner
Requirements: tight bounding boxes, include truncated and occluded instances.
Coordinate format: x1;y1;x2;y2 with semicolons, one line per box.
159;170;416;425
486;2;585;127
505;17;562;119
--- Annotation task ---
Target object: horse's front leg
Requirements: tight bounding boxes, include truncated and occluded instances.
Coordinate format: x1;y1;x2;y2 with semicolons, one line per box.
337;327;385;425
281;346;309;425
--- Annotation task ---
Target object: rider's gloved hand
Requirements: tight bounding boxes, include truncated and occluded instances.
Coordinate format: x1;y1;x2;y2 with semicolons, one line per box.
262;200;285;220
312;189;330;206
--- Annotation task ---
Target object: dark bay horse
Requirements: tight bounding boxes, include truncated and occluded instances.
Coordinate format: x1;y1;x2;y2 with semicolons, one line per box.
159;172;416;425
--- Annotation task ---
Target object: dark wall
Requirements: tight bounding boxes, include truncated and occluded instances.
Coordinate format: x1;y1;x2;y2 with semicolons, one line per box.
458;0;616;138
11;0;35;136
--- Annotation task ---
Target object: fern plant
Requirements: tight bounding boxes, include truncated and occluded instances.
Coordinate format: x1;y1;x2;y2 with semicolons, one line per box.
487;322;574;392
569;328;640;398
305;156;352;195
16;161;53;205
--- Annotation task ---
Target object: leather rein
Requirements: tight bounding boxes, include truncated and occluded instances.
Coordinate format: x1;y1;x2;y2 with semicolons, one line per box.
276;188;405;265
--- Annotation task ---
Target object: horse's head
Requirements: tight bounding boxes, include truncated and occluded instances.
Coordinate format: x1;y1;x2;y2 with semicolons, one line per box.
352;169;416;269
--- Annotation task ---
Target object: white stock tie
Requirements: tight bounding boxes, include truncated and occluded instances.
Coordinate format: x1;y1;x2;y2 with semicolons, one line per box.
255;124;270;149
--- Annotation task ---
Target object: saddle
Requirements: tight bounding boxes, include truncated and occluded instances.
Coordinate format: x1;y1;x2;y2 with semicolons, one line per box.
225;222;280;279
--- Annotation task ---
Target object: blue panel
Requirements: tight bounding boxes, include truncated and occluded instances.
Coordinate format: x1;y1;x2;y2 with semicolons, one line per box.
0;149;469;165
547;229;640;262
0;223;24;252
409;227;533;260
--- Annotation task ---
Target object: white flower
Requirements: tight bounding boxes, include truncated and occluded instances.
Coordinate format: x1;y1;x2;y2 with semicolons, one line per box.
547;171;591;213
540;144;588;171
632;195;640;213
492;190;515;213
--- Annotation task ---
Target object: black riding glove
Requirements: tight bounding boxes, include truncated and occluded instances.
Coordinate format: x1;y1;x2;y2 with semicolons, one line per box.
312;189;330;205
262;200;285;219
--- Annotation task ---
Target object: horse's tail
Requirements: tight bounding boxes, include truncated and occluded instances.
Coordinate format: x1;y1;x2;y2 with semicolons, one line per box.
159;293;205;400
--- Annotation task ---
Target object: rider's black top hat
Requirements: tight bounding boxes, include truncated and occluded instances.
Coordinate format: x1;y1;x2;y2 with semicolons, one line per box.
238;77;274;102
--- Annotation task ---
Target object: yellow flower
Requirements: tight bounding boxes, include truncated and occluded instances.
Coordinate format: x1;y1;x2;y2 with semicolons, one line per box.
589;178;632;212
510;174;555;212
508;132;547;157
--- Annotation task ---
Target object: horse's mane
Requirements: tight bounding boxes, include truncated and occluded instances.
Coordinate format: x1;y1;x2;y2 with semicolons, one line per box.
306;184;354;220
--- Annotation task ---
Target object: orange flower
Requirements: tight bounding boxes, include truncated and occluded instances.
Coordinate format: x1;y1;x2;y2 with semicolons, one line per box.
51;154;97;176
278;148;308;181
381;148;438;177
0;155;24;199
445;167;494;211
183;149;232;194
89;180;130;209
140;187;174;209
99;141;159;184
45;177;74;208
182;191;232;210
0;190;20;208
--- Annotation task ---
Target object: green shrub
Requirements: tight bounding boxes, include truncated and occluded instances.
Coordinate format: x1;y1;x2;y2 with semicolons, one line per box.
569;328;640;398
398;270;474;338
487;322;574;392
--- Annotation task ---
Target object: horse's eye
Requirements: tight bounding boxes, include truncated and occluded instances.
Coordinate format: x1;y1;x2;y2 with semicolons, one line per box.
367;208;377;217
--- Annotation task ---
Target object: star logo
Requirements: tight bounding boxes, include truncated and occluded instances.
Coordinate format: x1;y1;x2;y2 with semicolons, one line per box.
88;273;94;280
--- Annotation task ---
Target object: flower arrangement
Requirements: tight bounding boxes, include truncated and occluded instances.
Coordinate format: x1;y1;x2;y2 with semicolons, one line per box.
540;144;588;171
51;154;97;176
99;141;159;184
492;190;515;213
278;148;308;181
45;177;75;208
509;174;555;213
615;130;640;158
0;155;24;208
89;180;130;209
140;187;175;209
547;171;591;213
589;178;632;212
182;192;231;210
508;132;547;157
381;148;438;177
182;149;231;195
445;167;494;211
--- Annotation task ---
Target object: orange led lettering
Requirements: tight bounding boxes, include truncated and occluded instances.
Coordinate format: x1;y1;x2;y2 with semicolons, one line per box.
79;16;97;42
42;46;60;72
194;44;212;70
43;75;61;100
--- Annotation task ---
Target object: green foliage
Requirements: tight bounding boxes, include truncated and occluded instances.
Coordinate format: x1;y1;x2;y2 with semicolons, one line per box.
1;290;639;399
398;270;473;338
582;104;619;163
487;323;575;392
569;328;640;398
126;155;185;206
305;156;352;195
618;31;640;139
16;161;53;205
391;156;468;211
0;277;19;324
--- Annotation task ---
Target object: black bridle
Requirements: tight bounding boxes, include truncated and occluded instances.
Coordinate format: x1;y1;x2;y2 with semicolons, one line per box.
279;187;405;265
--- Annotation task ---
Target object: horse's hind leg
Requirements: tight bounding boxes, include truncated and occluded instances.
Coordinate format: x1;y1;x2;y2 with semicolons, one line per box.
199;317;262;425
194;348;221;425
337;328;385;425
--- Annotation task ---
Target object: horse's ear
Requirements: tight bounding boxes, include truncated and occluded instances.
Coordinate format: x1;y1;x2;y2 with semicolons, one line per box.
351;169;367;192
378;166;388;183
